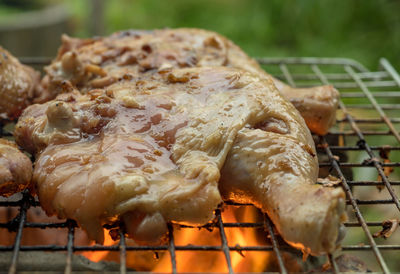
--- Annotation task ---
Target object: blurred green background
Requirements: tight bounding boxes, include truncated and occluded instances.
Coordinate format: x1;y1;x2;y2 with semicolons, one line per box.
0;0;399;70
70;0;400;70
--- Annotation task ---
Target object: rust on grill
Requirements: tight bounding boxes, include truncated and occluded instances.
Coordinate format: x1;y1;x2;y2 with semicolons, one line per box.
1;57;400;273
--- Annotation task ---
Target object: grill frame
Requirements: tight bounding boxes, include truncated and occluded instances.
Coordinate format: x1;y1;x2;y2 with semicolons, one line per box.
0;57;399;273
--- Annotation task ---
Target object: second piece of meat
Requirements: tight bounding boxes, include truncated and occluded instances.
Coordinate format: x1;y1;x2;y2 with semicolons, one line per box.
0;138;32;197
0;46;42;121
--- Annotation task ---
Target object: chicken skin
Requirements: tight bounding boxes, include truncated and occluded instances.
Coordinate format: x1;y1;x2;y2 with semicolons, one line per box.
272;80;339;135
44;28;338;135
220;128;346;255
0;46;41;121
0;138;32;197
15;66;345;254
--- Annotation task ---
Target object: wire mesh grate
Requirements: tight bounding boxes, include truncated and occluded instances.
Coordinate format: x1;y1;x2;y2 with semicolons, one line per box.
0;57;399;273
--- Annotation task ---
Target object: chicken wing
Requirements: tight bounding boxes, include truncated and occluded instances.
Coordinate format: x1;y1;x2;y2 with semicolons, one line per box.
0;46;41;121
272;80;339;135
0;138;32;197
44;28;338;135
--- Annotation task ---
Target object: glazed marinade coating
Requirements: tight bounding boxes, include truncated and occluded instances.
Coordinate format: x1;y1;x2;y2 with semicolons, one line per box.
0;46;42;121
0;46;37;197
0;139;32;197
15;66;346;255
44;28;338;135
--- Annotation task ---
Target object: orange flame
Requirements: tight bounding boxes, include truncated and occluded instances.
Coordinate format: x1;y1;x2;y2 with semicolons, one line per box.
153;206;270;272
80;206;270;272
81;230;116;262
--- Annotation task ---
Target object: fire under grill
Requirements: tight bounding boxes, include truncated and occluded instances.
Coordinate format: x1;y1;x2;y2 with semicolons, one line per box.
1;57;400;273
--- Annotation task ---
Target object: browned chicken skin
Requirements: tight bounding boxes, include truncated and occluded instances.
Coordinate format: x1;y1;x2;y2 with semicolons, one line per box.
0;46;36;197
0;139;32;197
19;67;281;243
44;28;338;135
0;46;41;121
16;65;345;255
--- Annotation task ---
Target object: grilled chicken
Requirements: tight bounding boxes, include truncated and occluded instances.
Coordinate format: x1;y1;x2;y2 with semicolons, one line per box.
44;28;338;135
0;138;32;197
15;66;345;254
0;46;42;121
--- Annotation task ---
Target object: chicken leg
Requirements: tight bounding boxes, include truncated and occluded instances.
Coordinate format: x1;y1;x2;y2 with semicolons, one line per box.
219;128;346;255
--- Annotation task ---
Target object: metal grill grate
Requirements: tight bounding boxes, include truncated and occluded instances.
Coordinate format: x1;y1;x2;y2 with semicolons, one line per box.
0;57;399;273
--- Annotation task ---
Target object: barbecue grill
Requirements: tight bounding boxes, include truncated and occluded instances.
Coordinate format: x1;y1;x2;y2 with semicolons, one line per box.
1;57;399;273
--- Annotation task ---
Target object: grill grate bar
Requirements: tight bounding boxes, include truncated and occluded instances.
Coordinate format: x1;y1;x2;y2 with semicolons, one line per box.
327;131;399;136
344;199;391;205
272;80;399;90
167;223;177;274
320;136;390;274
343;245;400;251
1;219;397;230
316;81;398;89
0;218;397;231
336;118;400;123
319;162;400;167
7;192;30;274
345;65;400;143
263;214;287;274
343;104;400;110
344;221;399;227
279;64;296;87
216;209;234;274
342;66;400;213
340;92;400;98
64;220;75;274
3;243;400;252
257;57;369;71
319;145;400;151
380;58;400;87
225;198;400;206
347;181;400;186
311;64;393;273
272;71;390;81
119;229;127;274
328;253;339;274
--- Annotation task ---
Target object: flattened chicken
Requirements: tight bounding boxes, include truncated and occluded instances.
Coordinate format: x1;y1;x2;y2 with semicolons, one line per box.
0;46;41;121
0;138;32;197
44;28;338;135
16;66;345;254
